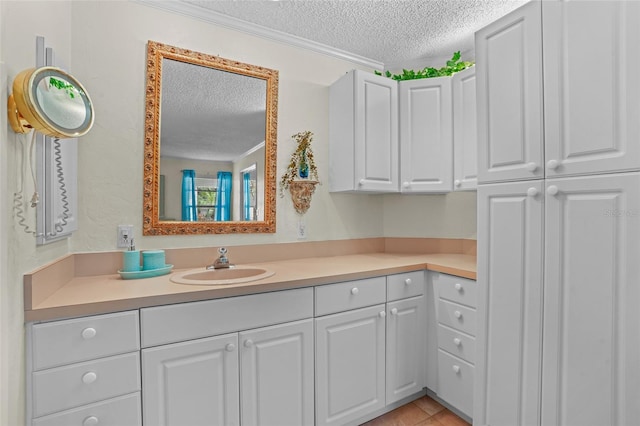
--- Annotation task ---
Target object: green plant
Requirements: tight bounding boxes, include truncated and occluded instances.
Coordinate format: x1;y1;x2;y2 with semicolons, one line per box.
280;131;320;197
375;51;474;81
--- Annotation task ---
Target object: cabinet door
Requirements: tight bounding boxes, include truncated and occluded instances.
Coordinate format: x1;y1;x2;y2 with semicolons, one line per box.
386;296;425;404
355;71;399;192
543;1;640;177
315;304;386;426
142;334;239;426
476;1;544;183
399;77;453;192
542;173;640;426
452;66;477;191
475;180;544;426
425;274;439;392
240;319;314;426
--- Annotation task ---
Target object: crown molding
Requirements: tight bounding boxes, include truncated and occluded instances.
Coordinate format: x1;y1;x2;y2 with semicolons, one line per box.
134;0;384;70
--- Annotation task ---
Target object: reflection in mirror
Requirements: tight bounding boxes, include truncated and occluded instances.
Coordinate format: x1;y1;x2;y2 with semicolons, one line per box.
143;41;278;235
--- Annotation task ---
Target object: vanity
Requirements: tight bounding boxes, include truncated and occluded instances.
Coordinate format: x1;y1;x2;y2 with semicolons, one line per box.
23;243;476;426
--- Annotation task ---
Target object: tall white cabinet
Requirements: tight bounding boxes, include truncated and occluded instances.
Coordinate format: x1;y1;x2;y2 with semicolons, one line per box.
475;2;640;426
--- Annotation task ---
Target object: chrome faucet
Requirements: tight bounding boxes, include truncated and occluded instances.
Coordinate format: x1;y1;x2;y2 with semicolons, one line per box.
207;247;232;270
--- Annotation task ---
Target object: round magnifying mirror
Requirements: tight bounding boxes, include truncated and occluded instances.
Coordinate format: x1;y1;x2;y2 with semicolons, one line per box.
8;66;94;138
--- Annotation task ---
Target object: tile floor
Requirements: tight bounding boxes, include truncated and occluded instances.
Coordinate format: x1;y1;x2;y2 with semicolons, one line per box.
361;395;471;426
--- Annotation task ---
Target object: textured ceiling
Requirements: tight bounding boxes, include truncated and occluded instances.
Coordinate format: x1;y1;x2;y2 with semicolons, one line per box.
157;0;529;162
182;0;529;68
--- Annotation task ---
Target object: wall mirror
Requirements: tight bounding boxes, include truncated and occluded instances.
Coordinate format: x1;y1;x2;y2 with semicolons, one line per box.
143;41;278;235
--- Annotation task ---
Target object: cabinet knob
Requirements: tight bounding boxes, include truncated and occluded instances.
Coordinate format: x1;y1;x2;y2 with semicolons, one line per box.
454;180;461;187
81;327;97;340
527;187;539;197
83;416;99;426
225;343;236;352
547;159;559;170
452;365;461;374
359;179;365;186
454;310;462;319
351;287;359;295
547;185;559;196
403;181;410;188
526;162;538;172
82;372;97;385
454;283;462;292
453;338;462;346
244;339;254;348
379;311;386;318
404;278;412;286
390;308;398;315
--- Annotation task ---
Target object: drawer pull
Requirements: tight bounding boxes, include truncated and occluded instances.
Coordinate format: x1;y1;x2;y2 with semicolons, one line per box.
225;343;236;352
454;283;462;292
390;308;398;315
83;416;99;426
454;311;462;319
547;159;559;170
404;278;412;286
453;338;462;346
81;327;97;340
452;365;461;374
244;339;254;348
379;311;386;318
82;371;97;384
526;162;538;172
350;287;359;295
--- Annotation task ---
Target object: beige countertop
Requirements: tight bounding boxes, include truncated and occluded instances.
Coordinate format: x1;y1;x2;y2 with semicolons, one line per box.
24;250;476;322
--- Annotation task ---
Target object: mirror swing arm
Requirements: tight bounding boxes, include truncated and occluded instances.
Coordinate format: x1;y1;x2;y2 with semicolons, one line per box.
142;40;279;235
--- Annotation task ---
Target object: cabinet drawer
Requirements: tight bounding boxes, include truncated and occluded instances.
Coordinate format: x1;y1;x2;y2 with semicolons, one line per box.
387;271;424;302
438;324;475;364
33;393;141;426
437;350;474;417
141;287;313;347
438;299;476;336
434;273;476;308
31;311;140;370
315;277;386;316
32;352;140;418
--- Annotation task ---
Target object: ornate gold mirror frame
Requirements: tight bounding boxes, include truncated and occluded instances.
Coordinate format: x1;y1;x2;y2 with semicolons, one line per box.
143;41;278;235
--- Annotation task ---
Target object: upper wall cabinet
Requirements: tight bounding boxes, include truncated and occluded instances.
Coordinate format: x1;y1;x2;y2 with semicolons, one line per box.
476;1;544;184
329;70;399;192
543;1;640;178
330;68;477;194
399;77;453;193
452;66;478;190
477;0;640;184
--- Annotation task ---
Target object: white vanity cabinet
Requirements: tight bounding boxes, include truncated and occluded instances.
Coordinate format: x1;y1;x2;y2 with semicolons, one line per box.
399;77;453;193
329;69;399;193
432;272;476;418
315;271;426;426
26;311;142;426
141;288;314;426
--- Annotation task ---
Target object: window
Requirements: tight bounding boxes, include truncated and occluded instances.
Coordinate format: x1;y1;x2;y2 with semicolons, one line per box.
195;177;217;221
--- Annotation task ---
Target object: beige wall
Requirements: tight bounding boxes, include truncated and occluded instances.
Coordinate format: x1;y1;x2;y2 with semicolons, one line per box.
0;1;476;423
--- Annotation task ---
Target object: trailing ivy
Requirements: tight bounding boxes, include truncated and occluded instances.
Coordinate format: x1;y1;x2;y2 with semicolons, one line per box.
375;51;474;81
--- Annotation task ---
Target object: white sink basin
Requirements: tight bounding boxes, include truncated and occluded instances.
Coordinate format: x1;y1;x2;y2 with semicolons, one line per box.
170;266;274;285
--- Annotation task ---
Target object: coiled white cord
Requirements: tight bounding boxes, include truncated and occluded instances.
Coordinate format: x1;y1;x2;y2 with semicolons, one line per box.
53;137;70;234
13;131;39;235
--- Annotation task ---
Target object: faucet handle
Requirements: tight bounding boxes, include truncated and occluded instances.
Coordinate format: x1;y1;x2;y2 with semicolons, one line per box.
218;247;227;255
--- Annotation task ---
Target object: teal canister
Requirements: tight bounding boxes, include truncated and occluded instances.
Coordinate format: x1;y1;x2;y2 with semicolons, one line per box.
122;250;141;272
142;250;166;271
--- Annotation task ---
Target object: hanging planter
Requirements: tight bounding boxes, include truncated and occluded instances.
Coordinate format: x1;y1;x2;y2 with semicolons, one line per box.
280;130;320;214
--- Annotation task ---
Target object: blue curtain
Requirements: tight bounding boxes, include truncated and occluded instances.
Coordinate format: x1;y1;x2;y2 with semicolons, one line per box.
181;169;197;221
243;173;251;221
215;171;232;221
